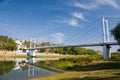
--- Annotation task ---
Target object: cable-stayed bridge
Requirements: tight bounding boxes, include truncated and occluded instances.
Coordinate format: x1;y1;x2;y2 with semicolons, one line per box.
28;16;119;59
29;42;117;49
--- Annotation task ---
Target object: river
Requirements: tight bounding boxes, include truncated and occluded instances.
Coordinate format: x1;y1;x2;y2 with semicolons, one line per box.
0;58;61;80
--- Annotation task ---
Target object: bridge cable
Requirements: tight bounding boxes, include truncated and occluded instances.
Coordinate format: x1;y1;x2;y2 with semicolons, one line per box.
71;23;102;44
66;20;102;44
62;17;101;45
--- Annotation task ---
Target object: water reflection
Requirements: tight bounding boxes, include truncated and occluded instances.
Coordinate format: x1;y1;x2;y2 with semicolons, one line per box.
0;61;16;75
28;65;34;77
0;58;59;80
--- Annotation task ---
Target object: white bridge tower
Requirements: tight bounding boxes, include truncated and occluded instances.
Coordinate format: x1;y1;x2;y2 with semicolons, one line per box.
29;38;36;57
102;16;110;59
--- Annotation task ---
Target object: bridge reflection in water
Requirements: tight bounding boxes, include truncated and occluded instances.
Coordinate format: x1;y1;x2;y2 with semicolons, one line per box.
0;58;59;80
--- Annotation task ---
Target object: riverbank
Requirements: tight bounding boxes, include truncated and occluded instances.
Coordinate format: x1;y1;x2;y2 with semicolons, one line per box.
33;69;120;80
32;53;120;80
0;50;78;58
0;51;28;58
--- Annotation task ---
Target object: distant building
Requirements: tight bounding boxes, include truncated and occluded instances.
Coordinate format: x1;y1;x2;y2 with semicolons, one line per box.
15;40;22;49
15;40;27;53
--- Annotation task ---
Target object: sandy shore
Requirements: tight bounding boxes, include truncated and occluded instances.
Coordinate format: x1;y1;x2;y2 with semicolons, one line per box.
0;50;76;59
0;50;27;57
0;50;62;57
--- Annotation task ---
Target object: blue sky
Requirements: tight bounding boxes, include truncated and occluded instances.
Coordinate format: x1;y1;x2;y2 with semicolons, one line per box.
0;0;120;46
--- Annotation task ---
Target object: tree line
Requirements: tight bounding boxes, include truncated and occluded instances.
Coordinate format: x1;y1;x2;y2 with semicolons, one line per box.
37;42;98;55
0;35;17;51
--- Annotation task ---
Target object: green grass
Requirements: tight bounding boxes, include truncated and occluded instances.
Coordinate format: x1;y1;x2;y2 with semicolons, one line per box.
111;52;120;60
32;54;120;80
33;70;120;80
34;55;101;71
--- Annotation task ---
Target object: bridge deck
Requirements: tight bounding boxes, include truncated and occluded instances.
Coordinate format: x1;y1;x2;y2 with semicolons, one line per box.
28;42;118;50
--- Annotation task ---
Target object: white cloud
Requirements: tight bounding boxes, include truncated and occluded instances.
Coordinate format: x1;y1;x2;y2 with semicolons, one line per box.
74;1;97;9
73;0;120;9
49;18;79;27
51;33;65;42
68;19;79;27
97;0;120;8
72;12;87;21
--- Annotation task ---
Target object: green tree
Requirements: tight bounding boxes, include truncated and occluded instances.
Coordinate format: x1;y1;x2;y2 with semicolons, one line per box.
0;35;17;51
87;49;97;55
6;38;17;50
40;48;46;52
111;23;120;45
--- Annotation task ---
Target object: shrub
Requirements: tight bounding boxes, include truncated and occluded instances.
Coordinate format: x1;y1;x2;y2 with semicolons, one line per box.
111;52;120;59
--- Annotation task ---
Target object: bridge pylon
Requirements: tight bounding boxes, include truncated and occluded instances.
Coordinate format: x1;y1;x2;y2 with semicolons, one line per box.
29;38;36;57
102;16;111;59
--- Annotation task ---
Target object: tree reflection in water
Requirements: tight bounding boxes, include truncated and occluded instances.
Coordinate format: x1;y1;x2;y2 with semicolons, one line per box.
0;58;60;79
0;61;16;75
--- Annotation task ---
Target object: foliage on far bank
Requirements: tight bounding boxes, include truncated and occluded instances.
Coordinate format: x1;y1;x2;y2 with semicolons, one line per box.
111;23;120;45
38;42;98;55
52;47;98;55
0;35;17;51
34;55;102;71
111;52;120;60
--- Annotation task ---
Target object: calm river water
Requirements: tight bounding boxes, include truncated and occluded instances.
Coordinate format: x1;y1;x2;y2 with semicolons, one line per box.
0;58;61;80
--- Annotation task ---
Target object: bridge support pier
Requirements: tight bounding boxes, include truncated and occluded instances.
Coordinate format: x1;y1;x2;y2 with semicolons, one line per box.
29;49;36;57
103;44;111;59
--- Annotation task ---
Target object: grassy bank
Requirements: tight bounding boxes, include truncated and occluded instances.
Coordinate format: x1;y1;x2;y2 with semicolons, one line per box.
33;53;120;80
33;70;120;80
